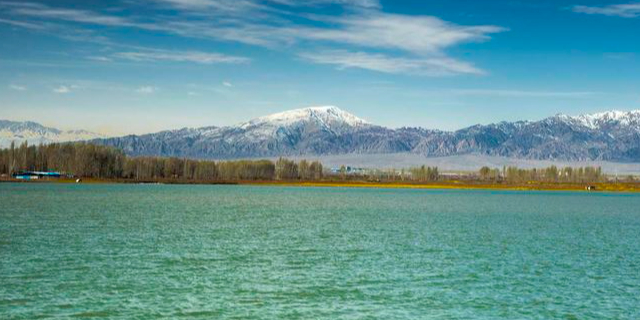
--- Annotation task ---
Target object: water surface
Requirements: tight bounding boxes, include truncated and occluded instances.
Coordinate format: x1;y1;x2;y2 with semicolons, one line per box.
1;183;639;319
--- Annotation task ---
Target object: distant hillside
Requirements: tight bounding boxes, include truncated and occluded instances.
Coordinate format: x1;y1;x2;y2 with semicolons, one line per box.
0;120;105;148
94;106;640;162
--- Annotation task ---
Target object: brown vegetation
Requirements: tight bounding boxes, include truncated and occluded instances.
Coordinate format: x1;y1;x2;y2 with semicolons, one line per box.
1;141;638;192
0;142;322;181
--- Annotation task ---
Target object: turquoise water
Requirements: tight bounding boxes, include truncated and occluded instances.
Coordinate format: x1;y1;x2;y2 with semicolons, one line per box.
1;183;639;319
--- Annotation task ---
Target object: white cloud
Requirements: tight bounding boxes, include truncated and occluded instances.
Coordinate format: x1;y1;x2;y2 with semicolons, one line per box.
86;56;113;62
300;50;485;76
268;0;381;9
153;0;380;10
450;89;599;98
5;2;134;26
150;12;504;57
114;49;250;64
222;81;233;87
153;0;264;11
573;3;640;18
53;85;71;94
303;13;505;55
0;17;45;29
3;1;503;52
136;86;157;94
154;0;218;8
9;84;27;91
3;1;505;76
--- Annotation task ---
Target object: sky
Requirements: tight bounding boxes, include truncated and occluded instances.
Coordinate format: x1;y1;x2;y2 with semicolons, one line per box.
0;0;639;135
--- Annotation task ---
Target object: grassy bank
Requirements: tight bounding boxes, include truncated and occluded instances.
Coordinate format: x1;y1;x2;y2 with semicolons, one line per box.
3;177;640;192
245;180;640;192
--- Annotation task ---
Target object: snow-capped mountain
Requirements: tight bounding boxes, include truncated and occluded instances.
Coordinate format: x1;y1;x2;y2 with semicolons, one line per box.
0;120;105;148
93;107;640;162
237;106;370;139
242;106;369;129
96;106;380;158
426;110;640;161
568;110;640;129
555;110;640;136
7;107;638;162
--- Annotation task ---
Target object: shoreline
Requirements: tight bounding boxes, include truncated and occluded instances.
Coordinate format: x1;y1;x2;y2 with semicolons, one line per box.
244;180;640;192
2;178;640;192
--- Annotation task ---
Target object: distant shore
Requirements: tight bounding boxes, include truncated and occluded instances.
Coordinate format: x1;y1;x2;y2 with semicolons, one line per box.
245;180;640;192
3;177;640;192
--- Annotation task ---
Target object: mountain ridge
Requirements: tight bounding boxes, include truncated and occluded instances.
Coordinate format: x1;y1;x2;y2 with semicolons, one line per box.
3;106;640;162
93;106;640;162
0;120;105;148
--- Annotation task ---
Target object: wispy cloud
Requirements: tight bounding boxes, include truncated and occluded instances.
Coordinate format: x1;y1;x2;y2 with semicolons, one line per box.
2;1;505;76
4;2;135;26
153;0;380;10
300;50;484;76
269;0;381;9
293;13;503;75
148;13;504;58
0;17;45;29
450;89;600;98
86;56;113;62
113;49;250;64
9;84;27;91
303;13;505;55
572;3;640;18
222;81;233;87
53;85;71;94
136;86;157;94
152;0;264;11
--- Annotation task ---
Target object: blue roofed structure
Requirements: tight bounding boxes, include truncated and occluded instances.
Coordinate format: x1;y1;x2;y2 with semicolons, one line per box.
12;171;62;180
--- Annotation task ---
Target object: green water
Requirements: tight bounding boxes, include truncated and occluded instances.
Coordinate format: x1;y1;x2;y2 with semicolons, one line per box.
1;183;639;319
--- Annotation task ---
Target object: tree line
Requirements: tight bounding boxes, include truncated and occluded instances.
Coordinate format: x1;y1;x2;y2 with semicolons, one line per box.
479;165;606;183
0;141;125;178
0;142;323;181
0;141;619;184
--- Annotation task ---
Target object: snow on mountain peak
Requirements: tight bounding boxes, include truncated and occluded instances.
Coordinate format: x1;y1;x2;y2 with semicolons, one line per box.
241;106;369;128
0;120;105;148
557;110;640;129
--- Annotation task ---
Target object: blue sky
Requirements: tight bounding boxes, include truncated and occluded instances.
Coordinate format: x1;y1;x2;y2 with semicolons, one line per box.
0;0;639;135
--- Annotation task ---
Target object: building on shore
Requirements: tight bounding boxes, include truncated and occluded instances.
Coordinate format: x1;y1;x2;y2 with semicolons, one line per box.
12;171;62;180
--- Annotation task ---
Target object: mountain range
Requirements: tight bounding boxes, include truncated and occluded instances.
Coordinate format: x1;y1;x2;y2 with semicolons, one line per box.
3;106;640;162
0;120;104;148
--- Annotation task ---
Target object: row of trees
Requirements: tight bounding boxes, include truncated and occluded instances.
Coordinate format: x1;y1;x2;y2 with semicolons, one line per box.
479;165;606;183
0;142;620;184
121;157;278;181
410;166;440;182
324;166;441;182
0;141;125;178
0;142;323;181
275;158;323;180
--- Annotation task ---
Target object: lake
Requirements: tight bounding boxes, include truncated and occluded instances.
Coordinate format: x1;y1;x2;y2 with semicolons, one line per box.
1;183;639;319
